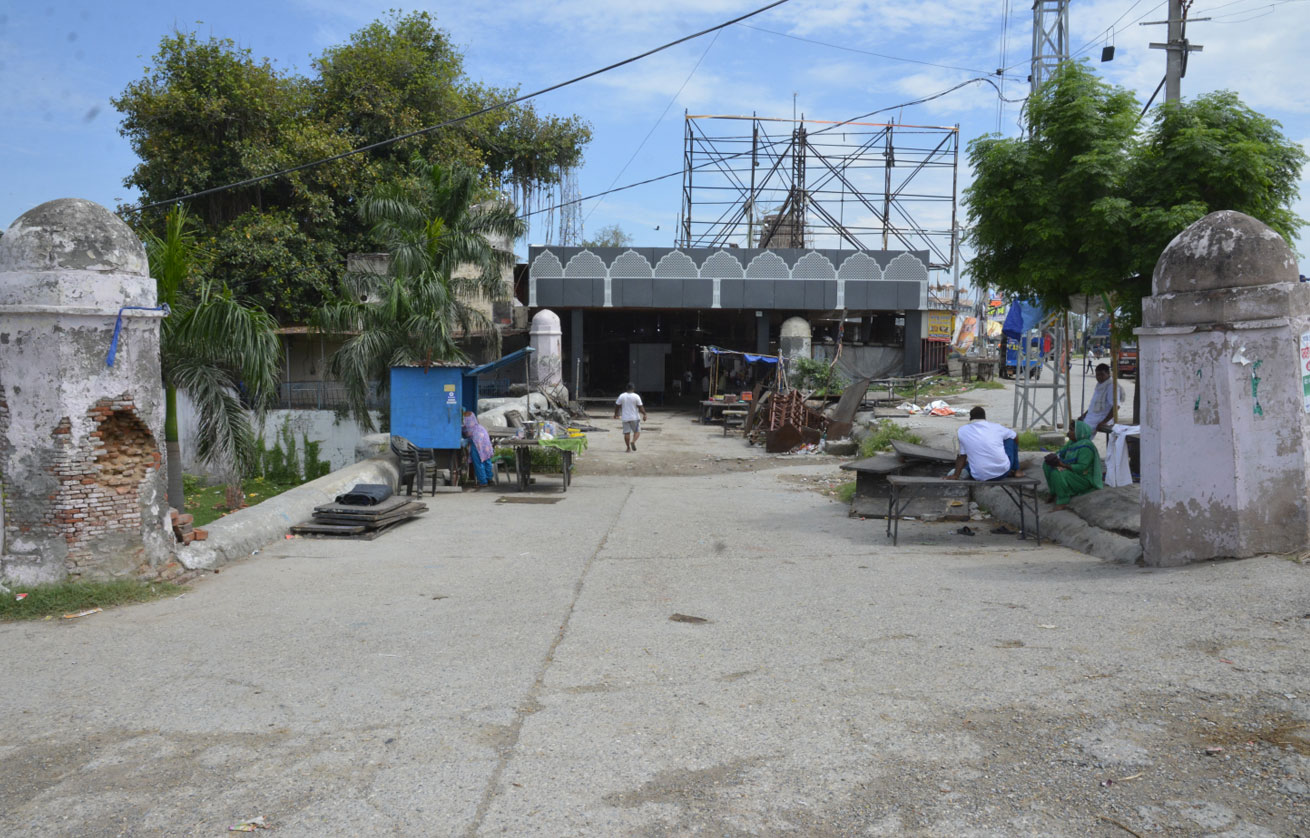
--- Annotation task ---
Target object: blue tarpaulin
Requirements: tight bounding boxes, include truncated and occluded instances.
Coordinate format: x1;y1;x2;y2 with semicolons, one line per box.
1001;299;1045;341
707;346;779;364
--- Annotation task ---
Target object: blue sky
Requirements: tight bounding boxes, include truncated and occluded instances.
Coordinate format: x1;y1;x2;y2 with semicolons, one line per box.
3;0;1308;289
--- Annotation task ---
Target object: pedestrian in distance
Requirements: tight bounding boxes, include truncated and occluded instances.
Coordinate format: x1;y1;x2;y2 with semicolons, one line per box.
614;383;648;452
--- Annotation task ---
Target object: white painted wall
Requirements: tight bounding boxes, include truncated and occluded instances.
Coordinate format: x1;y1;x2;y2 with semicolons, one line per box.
177;393;380;478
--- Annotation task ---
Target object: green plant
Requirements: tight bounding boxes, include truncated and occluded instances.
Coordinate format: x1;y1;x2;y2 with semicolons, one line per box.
971;380;1005;390
494;446;566;473
1015;431;1042;451
858;421;924;457
302;436;330;480
252;420;331;484
793;356;848;396
835;480;857;503
181;473;205;495
145;205;281;512
0;579;179;621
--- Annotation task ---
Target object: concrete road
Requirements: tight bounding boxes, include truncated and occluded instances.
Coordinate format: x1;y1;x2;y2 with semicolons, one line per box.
2;405;1306;837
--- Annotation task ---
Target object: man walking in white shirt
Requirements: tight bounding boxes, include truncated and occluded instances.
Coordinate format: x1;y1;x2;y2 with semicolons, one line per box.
613;383;648;452
945;406;1022;481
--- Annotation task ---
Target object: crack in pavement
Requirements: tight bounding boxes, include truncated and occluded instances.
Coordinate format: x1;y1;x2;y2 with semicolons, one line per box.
463;484;634;837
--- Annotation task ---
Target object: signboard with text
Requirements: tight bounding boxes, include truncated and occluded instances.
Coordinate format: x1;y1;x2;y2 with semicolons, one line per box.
927;311;955;340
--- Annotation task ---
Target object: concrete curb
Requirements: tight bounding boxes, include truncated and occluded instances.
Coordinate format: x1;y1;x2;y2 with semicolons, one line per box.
974;483;1143;564
177;455;402;570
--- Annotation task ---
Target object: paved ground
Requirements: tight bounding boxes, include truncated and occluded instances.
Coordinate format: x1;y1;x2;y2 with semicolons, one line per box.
3;378;1308;837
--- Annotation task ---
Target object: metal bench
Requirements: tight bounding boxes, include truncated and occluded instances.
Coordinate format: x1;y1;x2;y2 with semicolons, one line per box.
885;475;1041;546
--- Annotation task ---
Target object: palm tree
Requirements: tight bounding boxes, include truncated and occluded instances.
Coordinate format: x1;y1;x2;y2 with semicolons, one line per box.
144;206;282;511
315;161;526;429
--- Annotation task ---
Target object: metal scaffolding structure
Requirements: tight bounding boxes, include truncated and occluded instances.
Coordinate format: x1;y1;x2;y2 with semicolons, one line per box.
1011;316;1069;432
676;114;960;271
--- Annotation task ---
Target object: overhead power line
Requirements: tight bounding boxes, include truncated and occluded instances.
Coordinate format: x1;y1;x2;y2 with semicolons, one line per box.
125;0;796;215
737;22;993;75
584;29;721;226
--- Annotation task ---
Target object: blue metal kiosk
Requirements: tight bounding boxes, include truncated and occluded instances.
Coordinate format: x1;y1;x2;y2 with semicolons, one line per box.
389;348;536;483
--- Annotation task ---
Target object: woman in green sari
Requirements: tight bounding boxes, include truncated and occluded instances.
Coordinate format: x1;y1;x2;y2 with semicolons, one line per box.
1043;420;1103;510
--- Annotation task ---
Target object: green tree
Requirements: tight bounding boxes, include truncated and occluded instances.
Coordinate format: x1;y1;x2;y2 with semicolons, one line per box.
1118;91;1307;325
314;162;527;428
145;207;282;511
965;62;1305;328
964;62;1139;314
206;209;340;324
580;224;634;248
115;13;590;325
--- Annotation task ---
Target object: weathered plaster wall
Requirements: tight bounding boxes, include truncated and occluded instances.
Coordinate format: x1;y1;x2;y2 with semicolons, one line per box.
176;394;382;477
0;199;173;583
1138;210;1310;566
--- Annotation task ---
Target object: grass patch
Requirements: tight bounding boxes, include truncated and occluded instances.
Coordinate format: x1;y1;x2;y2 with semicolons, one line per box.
859;420;924;457
835;480;857;504
970;379;1005;390
185;474;302;527
1015;430;1043;451
0;578;178;622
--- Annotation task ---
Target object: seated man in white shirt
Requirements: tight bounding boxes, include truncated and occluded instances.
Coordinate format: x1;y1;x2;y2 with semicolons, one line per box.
1078;363;1124;432
945;406;1022;481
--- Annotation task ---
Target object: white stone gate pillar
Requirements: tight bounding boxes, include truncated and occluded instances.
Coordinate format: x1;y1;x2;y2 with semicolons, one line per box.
1137;210;1310;566
0;199;173;583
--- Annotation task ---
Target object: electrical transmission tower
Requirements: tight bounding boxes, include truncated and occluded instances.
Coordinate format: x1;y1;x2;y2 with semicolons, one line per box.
1031;0;1069;96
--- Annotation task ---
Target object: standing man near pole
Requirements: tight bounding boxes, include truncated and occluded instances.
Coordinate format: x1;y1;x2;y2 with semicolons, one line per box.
614;383;648;452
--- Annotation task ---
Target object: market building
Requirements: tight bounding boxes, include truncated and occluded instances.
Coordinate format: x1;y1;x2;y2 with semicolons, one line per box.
525;245;942;400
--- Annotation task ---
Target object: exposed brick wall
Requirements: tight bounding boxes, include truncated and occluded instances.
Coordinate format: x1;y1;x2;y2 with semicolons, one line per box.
51;397;161;576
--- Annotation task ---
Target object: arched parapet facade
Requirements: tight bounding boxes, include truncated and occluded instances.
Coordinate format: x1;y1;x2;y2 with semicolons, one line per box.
836;252;883;309
528;251;563;307
610;249;653;307
744;251;789;278
525;245;929;312
792;252;836;280
700;250;744;309
564;250;609;306
653;251;698;278
885;253;930;308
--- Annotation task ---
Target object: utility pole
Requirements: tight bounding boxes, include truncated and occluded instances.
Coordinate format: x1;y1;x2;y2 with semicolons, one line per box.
1146;0;1206;103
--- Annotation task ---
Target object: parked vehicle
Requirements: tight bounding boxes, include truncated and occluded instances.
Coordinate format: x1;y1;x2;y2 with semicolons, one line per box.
1118;343;1138;378
1002;335;1046;379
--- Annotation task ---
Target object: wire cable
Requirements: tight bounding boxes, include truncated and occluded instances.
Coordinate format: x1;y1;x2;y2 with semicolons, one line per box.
583;29;721;227
124;0;796;215
736;22;993;75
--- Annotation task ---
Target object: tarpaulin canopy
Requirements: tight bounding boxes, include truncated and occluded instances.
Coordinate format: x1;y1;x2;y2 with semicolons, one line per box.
1001;299;1046;341
706;346;780;364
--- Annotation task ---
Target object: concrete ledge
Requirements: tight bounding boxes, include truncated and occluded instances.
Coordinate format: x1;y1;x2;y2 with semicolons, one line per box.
975;483;1143;564
178;455;402;570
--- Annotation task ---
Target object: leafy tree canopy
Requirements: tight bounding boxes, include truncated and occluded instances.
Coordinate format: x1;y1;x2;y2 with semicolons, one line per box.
114;11;590;324
580;224;633;248
964;61;1304;328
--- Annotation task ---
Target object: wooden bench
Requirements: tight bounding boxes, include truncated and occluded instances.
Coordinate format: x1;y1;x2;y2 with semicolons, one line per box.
885;475;1041;546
